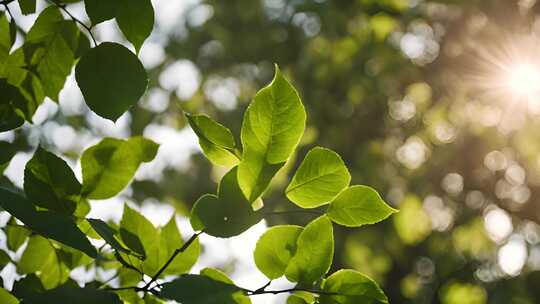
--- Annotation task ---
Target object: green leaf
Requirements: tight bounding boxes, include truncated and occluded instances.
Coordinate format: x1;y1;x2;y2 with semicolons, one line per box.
119;204;157;258
24;147;81;214
0;103;24;132
0;288;18;304
0;12;14;60
286;147;350;208
0;188;97;258
254;225;303;279
160;217;200;276
20;286;122;304
287;293;315;304
118;207;198;277
18;235;54;274
116;0;154;52
2;49;45;120
125;213;201;277
12;274;44;300
160;274;248;304
18;236;69;289
31;211;98;258
327;185;397;227
0;141;16;174
190;167;262;237
186;113;240;167
285;215;334;283
75;42;148;121
81;137;159;199
26;7;81;100
5;217;30;251
0;249;11;270
238;65;306;202
319;270;388;304
18;0;36;15
199;268;252;304
200;268;234;284
84;0;118;25
87;219;132;255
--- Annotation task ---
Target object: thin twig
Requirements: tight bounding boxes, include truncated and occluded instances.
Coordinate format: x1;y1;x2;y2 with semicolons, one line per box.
2;1;13;19
142;231;203;291
46;0;97;46
254;280;272;293
115;250;145;277
97;272;120;289
247;287;338;296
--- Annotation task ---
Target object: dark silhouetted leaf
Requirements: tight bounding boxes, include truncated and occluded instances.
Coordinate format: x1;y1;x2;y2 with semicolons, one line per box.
190;167;262;237
116;0;154;52
84;0;118;25
75;42;148;121
24;147;81;214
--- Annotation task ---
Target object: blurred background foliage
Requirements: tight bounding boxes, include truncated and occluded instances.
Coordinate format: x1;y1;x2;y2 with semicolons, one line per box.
3;0;540;303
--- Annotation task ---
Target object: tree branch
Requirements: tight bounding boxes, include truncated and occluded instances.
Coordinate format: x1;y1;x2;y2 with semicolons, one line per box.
246;286;338;296
142;231;203;291
46;0;97;46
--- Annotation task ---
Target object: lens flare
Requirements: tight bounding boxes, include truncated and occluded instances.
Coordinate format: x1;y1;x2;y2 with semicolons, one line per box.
507;63;540;98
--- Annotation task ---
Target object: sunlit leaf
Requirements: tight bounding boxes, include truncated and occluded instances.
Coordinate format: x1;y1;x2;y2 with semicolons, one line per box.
119;204;157;258
5;217;30;252
26;7;81;100
0;12;14;60
286;147;350;208
327;185;397;227
238;65;306;202
319;270;388;304
285;215;334;283
18;235;55;274
186;113;239;167
81;137;158;199
254;225;303;279
0;288;18;304
160;217;200;276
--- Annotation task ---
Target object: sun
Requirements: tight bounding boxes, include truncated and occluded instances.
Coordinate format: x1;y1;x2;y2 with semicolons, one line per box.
506;63;540;98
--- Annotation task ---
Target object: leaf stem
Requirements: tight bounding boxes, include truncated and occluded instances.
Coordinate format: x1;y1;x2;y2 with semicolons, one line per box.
47;0;98;47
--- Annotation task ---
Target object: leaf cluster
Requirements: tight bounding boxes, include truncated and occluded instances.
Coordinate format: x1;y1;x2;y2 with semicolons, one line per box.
0;2;397;303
